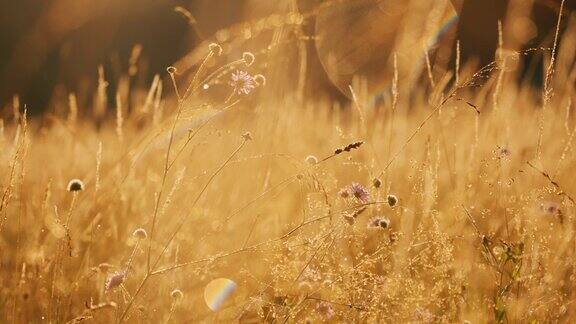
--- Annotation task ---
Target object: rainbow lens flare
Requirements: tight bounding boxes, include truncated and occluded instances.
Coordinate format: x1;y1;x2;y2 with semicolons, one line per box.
204;278;237;312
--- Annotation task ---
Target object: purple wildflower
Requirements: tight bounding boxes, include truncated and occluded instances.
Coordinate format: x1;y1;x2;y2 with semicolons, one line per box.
349;182;370;203
105;271;126;292
230;70;256;95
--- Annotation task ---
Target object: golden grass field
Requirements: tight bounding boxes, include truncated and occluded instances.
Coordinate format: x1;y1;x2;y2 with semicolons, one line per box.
1;2;576;323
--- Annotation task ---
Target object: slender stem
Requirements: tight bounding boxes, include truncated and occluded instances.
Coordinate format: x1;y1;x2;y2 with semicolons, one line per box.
117;274;150;323
119;138;249;321
147;106;183;273
151;139;248;269
150;215;331;276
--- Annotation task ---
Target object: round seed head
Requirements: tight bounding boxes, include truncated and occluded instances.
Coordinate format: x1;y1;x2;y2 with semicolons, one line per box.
254;74;267;86
208;43;223;56
67;179;84;192
132;228;148;240
380;217;391;229
305;155;318;165
171;289;184;299
387;194;398;207
242;52;255;66
373;178;382;188
166;66;177;74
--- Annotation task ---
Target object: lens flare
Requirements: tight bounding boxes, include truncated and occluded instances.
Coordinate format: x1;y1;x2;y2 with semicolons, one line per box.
429;13;459;48
204;278;237;312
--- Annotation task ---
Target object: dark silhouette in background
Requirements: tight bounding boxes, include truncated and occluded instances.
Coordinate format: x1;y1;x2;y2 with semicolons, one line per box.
456;0;576;66
315;0;575;96
0;0;574;113
0;0;193;114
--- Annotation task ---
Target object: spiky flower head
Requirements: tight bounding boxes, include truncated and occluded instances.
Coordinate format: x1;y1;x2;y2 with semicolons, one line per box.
230;70;256;95
349;182;370;203
67;179;84;192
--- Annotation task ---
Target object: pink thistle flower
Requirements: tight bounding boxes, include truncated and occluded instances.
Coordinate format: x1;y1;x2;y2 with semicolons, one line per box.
230;70;256;95
349;182;370;203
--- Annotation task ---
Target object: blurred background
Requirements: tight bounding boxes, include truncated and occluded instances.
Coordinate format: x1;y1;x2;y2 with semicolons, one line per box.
0;0;574;114
0;0;333;114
